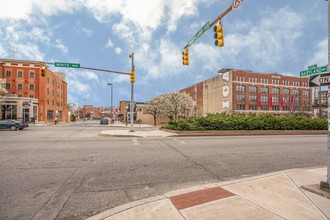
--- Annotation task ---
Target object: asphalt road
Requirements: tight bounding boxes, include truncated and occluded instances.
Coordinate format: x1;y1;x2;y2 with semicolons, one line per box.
0;121;327;219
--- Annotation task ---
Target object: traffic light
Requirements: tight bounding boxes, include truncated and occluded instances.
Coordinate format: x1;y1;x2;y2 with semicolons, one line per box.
40;65;46;77
130;71;135;83
182;49;189;65
214;23;224;47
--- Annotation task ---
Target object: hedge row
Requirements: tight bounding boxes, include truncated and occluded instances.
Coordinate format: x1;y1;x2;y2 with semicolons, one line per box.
165;113;327;131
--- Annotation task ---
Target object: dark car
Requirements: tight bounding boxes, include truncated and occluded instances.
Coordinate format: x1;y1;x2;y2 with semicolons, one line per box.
100;118;109;125
0;119;26;131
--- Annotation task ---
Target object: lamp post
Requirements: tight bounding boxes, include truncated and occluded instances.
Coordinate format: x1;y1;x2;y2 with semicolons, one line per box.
107;83;113;118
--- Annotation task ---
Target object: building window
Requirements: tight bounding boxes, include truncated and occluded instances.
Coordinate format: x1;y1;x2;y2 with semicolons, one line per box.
47;110;54;120
272;106;280;111
17;83;23;90
272;96;279;103
29;95;34;98
294;97;300;104
303;90;310;96
236;94;245;101
249;105;257;110
29;71;35;78
47;78;50;83
236;104;245;110
6;83;10;90
283;97;290;104
47;99;49;105
6;70;11;77
283;106;290;111
17;71;23;78
303;98;310;104
249;86;257;93
29;84;34;90
52;100;54;106
283;88;290;95
261;87;268;93
293;90;300;95
261;105;269;110
249;95;257;101
1;105;18;119
236;85;245;92
302;106;310;111
272;88;280;94
261;96;268;102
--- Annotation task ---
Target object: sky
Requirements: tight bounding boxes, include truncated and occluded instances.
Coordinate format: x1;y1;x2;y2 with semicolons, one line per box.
0;0;328;108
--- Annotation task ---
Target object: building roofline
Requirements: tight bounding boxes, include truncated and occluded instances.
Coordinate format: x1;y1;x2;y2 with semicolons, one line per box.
0;58;45;65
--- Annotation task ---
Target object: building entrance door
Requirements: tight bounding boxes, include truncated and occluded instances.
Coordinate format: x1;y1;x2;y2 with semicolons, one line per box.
23;108;29;122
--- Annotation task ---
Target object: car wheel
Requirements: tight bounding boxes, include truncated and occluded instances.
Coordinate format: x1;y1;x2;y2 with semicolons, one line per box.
9;125;17;131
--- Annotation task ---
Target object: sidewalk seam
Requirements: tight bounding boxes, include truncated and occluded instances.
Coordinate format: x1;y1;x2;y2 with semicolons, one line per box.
235;195;286;219
285;172;329;219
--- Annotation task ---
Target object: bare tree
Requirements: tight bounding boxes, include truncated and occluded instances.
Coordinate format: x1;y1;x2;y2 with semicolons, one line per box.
144;95;166;126
164;92;193;120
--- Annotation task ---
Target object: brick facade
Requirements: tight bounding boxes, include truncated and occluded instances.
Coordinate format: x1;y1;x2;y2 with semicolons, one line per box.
181;69;312;116
0;59;68;123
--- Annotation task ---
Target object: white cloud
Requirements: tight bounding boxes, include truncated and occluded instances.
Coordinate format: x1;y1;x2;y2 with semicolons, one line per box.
105;39;114;48
14;44;45;61
55;40;69;54
115;47;122;54
305;38;328;67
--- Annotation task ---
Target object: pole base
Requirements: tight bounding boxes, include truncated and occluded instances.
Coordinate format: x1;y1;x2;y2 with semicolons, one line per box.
129;130;134;132
320;181;330;193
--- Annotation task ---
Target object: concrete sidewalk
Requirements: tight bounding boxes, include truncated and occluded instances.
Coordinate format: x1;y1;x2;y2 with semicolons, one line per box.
87;167;330;220
99;122;177;137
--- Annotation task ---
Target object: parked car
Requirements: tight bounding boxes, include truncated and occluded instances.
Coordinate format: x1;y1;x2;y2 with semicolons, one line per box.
100;118;109;125
0;119;26;130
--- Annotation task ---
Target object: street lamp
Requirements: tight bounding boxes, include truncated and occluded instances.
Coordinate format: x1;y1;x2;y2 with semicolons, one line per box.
107;83;113;118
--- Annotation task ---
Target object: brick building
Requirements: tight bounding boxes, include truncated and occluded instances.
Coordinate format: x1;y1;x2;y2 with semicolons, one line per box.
0;59;68;123
180;69;312;116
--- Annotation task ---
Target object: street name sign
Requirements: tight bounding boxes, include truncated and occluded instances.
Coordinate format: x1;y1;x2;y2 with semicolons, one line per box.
187;21;210;47
55;62;80;68
309;72;330;87
300;65;327;77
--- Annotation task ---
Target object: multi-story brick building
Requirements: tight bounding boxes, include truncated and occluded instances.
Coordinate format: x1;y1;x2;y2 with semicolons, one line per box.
0;58;68;123
180;69;312;116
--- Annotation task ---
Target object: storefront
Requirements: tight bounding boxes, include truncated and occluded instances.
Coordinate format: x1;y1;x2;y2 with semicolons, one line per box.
0;95;38;122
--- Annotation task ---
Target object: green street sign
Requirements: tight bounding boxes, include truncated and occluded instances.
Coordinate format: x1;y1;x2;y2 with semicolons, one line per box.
300;65;327;77
55;62;80;68
188;21;210;47
308;64;317;70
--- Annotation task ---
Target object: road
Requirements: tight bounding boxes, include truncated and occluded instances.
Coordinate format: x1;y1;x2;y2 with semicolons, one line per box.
0;121;327;220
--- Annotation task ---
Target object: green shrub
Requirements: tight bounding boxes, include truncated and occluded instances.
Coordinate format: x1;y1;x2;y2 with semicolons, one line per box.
164;114;327;131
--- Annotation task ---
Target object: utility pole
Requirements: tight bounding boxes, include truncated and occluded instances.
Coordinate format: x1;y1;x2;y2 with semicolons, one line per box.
320;0;330;192
129;53;135;132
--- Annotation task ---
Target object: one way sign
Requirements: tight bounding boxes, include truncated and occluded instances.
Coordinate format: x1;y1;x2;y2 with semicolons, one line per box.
309;72;330;87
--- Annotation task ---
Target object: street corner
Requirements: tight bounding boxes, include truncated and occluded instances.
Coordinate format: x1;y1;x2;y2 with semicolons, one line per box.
99;130;146;137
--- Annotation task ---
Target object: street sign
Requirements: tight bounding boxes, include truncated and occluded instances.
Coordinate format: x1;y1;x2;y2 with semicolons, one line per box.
300;65;327;77
308;64;317;70
309;72;330;87
187;21;210;47
232;0;244;9
55;62;80;68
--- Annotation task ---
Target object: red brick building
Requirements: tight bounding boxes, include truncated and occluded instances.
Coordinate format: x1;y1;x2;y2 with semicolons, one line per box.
180;69;312;116
0;59;68;123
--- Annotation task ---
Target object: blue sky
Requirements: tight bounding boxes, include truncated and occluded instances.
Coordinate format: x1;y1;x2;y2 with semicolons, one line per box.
0;0;328;108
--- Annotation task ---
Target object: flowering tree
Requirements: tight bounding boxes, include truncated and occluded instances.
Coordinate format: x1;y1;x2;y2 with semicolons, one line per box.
144;95;167;126
163;92;193;120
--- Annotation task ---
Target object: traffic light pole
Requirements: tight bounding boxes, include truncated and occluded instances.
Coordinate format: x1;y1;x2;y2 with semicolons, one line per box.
129;53;135;132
